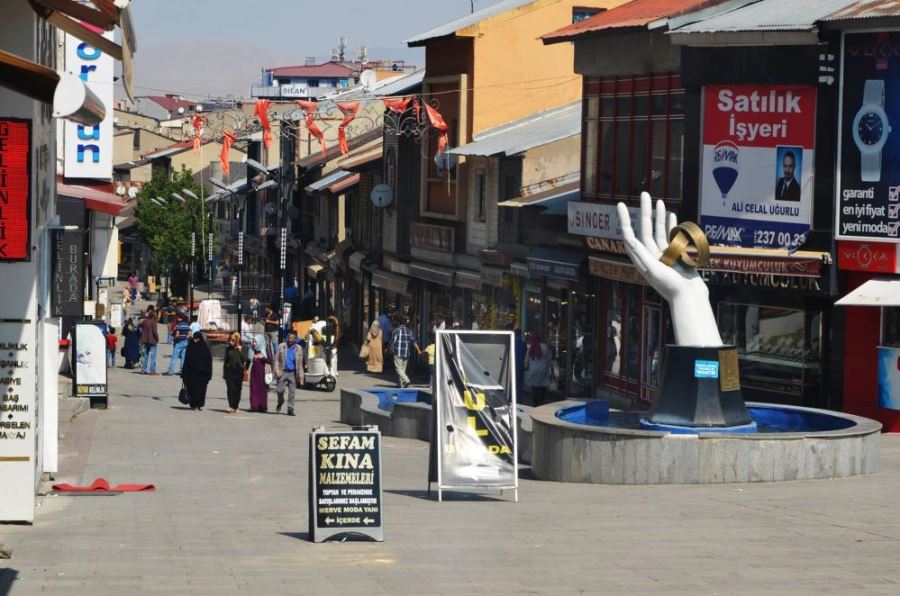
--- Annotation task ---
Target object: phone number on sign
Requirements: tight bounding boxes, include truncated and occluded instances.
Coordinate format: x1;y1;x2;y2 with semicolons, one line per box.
752;230;808;249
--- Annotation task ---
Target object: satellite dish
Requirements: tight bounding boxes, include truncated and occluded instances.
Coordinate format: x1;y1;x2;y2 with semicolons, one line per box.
370;183;392;208
434;150;458;175
127;187;139;199
360;69;377;89
116;185;126;196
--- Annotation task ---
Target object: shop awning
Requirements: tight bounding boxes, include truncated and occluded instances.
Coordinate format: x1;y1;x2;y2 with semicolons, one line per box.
589;256;647;286
305;170;354;193
455;270;482;291
57;181;126;215
498;180;579;213
371;270;411;295
306;263;325;278
338;141;383;171
329;173;360;193
449;102;581;157
527;249;584;282
409;263;455;287
836;278;900;307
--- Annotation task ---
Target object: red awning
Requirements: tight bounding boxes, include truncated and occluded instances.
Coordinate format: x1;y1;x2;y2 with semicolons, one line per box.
329;173;360;193
57;181;127;215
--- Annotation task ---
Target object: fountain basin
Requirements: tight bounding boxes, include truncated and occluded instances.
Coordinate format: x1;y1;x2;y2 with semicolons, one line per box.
532;401;881;484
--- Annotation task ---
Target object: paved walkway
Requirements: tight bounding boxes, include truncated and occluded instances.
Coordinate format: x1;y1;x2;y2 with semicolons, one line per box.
2;340;900;595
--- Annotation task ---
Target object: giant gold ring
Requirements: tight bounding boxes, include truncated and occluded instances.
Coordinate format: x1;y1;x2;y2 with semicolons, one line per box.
659;221;710;269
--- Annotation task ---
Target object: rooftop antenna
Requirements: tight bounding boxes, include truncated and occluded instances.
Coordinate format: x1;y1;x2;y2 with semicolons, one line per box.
336;36;348;62
355;45;369;64
470;0;475;13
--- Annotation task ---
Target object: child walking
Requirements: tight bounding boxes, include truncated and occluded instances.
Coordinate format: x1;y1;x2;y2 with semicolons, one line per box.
106;327;117;368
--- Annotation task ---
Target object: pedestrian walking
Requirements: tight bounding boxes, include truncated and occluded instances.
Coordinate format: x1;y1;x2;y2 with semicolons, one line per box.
264;305;280;357
139;309;159;374
324;315;340;377
128;271;139;301
181;332;212;410
241;316;254;359
274;331;303;417
391;317;419;388
121;319;141;369
248;342;271;413
524;332;552;406
424;333;436;387
105;327;117;367
361;320;383;373
165;313;191;375
223;332;248;414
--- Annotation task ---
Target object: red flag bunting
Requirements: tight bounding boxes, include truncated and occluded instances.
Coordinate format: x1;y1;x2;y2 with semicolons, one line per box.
382;96;412;113
220;130;235;177
254;100;273;150
336;101;360;155
297;100;327;158
424;103;449;160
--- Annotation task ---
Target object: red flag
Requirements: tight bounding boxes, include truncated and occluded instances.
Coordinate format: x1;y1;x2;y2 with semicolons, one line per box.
297;100;327;158
254;99;272;150
424;103;449;159
192;115;204;153
220;130;235;177
382;96;412;113
336;101;360;155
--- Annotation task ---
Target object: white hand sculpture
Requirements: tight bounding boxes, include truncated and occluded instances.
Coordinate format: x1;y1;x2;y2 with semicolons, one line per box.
616;193;723;347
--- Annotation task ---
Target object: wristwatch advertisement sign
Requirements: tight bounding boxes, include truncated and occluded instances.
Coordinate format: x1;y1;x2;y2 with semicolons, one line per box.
838;32;900;242
699;84;817;250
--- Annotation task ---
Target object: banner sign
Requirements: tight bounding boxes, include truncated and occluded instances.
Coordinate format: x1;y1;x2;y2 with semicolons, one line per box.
838;32;900;242
0;119;32;262
430;331;517;501
64;31;114;179
700;84;817;249
309;427;383;542
73;323;107;402
0;322;37;522
52;229;84;317
567;201;638;239
837;240;900;273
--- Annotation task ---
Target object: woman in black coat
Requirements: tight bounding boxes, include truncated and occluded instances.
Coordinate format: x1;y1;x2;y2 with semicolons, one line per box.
181;332;213;410
121;319;141;369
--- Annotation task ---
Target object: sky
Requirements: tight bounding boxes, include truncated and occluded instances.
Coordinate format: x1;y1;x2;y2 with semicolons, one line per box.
129;0;506;100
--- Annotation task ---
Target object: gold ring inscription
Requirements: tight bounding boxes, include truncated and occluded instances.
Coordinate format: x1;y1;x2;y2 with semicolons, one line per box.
659;222;710;269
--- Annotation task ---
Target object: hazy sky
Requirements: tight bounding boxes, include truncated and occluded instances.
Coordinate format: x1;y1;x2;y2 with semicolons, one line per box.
130;0;505;99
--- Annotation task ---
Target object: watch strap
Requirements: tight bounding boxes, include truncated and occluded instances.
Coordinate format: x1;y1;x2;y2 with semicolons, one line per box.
864;79;885;106
861;150;882;183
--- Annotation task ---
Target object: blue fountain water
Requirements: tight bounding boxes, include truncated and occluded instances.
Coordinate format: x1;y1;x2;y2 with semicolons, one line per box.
557;401;856;434
365;388;431;413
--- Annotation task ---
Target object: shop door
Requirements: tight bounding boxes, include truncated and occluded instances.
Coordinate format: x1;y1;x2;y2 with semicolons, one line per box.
546;293;569;395
600;281;642;398
640;304;664;405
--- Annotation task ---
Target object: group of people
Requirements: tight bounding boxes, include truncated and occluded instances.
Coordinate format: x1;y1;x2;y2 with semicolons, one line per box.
217;330;304;415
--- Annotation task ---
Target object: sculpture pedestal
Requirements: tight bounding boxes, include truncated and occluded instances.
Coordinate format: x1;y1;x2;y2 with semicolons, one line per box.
644;345;753;430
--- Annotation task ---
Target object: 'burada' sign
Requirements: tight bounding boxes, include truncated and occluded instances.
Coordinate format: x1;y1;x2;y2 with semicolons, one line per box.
309;427;383;542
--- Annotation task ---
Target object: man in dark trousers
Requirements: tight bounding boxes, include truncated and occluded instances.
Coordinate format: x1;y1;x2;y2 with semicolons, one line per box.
165;312;191;375
775;150;801;202
391;317;420;389
139;308;159;375
274;331;304;416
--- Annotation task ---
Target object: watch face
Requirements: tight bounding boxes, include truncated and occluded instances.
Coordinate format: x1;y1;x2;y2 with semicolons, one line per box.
858;111;885;145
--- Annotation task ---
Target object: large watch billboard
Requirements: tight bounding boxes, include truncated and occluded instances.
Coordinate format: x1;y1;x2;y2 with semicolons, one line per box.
838;32;900;242
700;84;817;250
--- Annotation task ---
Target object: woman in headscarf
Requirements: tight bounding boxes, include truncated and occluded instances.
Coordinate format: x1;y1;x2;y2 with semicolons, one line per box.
121;318;141;369
524;332;552;406
223;331;248;414
181;332;213;411
248;336;271;413
362;319;383;373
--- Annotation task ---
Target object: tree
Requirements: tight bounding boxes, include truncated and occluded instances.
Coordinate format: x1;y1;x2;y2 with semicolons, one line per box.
135;166;213;296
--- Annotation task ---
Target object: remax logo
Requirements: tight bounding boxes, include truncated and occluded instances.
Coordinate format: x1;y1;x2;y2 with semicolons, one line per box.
712;140;740;199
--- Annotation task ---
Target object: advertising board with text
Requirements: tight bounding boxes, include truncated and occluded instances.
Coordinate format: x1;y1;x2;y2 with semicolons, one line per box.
700;85;816;249
64;31;114;180
0;119;32;262
838;32;900;242
0;322;37;522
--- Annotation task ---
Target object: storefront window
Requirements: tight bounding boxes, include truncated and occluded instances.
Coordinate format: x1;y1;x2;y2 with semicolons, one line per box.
547;293;569;394
717;303;822;397
570;294;594;397
493;287;518;330
525;288;542;337
470;290;491;330
884;308;900;347
604;282;622;376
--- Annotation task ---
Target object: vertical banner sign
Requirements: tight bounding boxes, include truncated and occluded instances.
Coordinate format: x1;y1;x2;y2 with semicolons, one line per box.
0;322;37;522
309;427;383;542
838;32;900;241
51;229;84;316
0;119;32;262
73;323;107;403
64;31;114;179
700;85;817;249
430;331;518;501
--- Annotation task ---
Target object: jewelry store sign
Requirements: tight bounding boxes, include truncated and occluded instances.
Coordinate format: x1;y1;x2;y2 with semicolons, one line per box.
0;119;32;262
0;322;37;522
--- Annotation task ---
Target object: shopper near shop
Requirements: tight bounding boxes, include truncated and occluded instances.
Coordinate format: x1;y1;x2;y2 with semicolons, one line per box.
241;316;254;359
424;334;436;387
121;319;141;369
165;313;191;375
223;332;248;414
128;271;139;301
264;305;280;356
391;317;420;389
378;308;394;346
181;332;212;411
248;342;271;413
274;331;303;417
524;332;552;406
105;327;117;368
361;319;384;373
139;309;160;375
513;327;527;403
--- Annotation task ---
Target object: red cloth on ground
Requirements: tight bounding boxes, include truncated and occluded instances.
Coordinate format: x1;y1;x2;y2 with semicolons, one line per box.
52;478;156;492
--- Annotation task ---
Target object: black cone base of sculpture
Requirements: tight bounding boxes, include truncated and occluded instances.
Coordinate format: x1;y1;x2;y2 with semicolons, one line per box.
647;345;752;428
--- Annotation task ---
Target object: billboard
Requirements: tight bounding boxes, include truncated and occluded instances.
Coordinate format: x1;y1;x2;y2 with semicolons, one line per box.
429;331;517;501
73;323;107;400
51;229;84;316
0;119;32;262
64;31;114;179
700;85;817;249
838;32;900;242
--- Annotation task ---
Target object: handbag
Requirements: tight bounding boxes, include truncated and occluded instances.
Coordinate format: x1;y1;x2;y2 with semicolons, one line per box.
359;339;370;359
178;382;189;405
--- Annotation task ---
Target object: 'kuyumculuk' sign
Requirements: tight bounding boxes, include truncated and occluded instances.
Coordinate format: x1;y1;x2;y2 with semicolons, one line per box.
309;427;383;542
